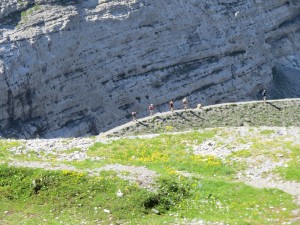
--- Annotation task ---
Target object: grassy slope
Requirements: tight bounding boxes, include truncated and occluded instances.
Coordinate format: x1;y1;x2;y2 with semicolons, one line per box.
0;127;299;224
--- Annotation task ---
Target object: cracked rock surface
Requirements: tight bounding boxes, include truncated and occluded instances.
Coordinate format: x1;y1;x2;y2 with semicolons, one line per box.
0;0;300;138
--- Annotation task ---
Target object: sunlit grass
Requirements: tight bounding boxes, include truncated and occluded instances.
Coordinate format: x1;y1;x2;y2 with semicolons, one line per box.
86;130;234;178
228;149;252;158
0;165;297;225
275;142;300;182
1;127;299;224
175;180;296;225
259;129;275;135
0;140;22;160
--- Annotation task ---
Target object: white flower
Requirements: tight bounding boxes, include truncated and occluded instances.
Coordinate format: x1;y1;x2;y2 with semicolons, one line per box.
117;189;123;197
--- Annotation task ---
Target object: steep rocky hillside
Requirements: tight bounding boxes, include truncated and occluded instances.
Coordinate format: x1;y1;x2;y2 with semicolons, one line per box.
0;0;300;138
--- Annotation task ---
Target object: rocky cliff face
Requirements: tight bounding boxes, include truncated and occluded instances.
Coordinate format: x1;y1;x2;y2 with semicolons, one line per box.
0;0;300;138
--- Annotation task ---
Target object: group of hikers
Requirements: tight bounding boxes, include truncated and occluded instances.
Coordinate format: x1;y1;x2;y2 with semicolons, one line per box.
131;89;268;122
131;96;200;122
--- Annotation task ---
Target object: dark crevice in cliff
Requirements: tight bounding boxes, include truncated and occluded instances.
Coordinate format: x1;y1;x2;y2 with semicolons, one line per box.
111;56;220;86
265;12;300;43
0;10;22;28
0;3;36;29
270;66;300;99
265;34;288;44
190;77;233;97
7;89;14;123
278;13;300;29
118;103;135;111
19;88;34;121
218;0;247;15
86;117;99;135
264;1;290;13
0;116;46;139
31;20;45;28
48;0;81;6
52;115;99;137
59;104;80;115
3;69;15;124
225;50;246;57
90;103;104;112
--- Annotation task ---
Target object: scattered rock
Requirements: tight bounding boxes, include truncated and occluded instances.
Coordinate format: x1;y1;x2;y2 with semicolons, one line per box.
103;209;110;214
152;209;160;215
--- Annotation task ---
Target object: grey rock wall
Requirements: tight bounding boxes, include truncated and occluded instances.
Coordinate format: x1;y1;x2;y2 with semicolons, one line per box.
270;55;300;99
0;0;299;138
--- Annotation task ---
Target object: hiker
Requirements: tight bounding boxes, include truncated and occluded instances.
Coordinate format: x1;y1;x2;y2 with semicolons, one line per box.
131;111;137;121
262;89;267;103
148;104;154;116
182;97;188;110
169;100;174;112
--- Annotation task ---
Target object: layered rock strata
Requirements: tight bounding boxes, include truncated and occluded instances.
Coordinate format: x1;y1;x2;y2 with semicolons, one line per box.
0;0;300;138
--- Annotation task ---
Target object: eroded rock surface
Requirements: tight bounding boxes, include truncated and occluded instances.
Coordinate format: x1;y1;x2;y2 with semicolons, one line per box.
0;0;300;138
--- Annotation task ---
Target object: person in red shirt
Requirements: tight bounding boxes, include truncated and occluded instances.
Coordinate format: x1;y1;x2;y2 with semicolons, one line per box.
148;104;154;116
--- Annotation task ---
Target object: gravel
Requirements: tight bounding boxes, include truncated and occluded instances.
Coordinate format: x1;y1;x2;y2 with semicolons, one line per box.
5;126;300;207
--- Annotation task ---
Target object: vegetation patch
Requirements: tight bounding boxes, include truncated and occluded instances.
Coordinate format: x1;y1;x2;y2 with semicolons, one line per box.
87;130;234;178
0;165;297;225
0;165;164;224
173;180;296;225
228;149;252;158
275;142;300;181
1;127;299;224
0;140;22;159
247;138;289;160
20;4;41;24
260;129;275;135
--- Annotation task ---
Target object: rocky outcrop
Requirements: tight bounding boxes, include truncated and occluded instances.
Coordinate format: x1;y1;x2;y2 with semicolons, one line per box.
0;0;300;138
103;99;300;137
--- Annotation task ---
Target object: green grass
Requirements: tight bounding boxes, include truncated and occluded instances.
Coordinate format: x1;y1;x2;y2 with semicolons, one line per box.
275;142;300;182
60;147;82;154
20;4;40;24
17;0;24;5
174;180;296;225
228;149;252;158
277;159;300;181
0;165;171;224
259;129;275;135
1;128;299;224
224;131;300;181
0;140;22;159
0;165;297;225
86;130;234;178
237;137;291;162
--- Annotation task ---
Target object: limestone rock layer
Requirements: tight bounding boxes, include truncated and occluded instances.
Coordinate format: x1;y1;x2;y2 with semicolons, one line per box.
0;0;299;138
